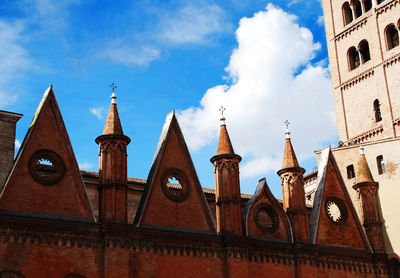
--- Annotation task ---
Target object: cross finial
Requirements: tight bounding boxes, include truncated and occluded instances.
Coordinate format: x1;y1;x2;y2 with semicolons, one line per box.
284;120;290;129
110;83;117;93
109;83;117;104
284;120;291;139
219;106;226;125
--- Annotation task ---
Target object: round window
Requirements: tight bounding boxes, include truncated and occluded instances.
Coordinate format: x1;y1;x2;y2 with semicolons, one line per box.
29;150;65;186
160;169;190;202
324;196;348;225
254;204;279;234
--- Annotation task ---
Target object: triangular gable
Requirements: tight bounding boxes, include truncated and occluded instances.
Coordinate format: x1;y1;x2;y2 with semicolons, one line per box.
310;148;370;250
0;86;94;221
243;178;292;241
134;112;216;232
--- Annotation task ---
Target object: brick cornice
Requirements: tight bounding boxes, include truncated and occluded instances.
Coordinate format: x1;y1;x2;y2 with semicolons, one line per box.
0;213;389;274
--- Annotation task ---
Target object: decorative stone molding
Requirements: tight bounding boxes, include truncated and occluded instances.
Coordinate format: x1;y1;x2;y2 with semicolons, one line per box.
393;117;400;126
383;52;400;68
335;17;368;42
346;124;384;144
339;68;375;91
376;0;399;17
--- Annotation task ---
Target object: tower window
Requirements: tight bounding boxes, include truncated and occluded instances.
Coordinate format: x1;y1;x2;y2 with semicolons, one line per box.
347;165;355;179
364;0;372;12
348;47;360;70
354;0;362;18
373;99;382;122
385;24;399;50
359;40;371;63
376;155;385;175
342;2;353;25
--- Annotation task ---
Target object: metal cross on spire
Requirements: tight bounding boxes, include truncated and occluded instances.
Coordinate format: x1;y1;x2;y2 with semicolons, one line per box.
110;83;117;104
284;120;291;139
219;106;226;125
110;83;117;93
284;120;290;129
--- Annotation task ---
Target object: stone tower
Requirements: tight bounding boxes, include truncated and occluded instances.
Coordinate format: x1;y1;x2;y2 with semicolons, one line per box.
321;0;400;144
96;92;131;223
210;114;242;234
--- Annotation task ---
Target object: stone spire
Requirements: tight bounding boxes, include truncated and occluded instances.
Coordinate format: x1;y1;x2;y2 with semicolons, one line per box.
216;118;235;155
210;107;242;234
281;128;300;169
355;146;374;184
96;87;131;223
353;146;385;252
277;123;309;242
102;93;123;135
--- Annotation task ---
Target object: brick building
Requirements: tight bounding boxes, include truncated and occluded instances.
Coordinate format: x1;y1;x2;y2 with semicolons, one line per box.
0;86;395;277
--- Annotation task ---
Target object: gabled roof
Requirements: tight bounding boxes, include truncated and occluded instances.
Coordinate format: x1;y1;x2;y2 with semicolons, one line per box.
0;86;95;221
133;112;216;232
310;148;371;251
243;178;293;241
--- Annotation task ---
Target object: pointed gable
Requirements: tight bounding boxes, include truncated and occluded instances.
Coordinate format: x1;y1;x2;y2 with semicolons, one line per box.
133;112;216;232
0;86;94;221
310;148;370;250
243;178;292;241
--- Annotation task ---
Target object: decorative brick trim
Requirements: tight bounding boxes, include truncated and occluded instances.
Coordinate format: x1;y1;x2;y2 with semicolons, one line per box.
346;125;384;144
0;217;389;274
376;0;399;17
335;17;368;42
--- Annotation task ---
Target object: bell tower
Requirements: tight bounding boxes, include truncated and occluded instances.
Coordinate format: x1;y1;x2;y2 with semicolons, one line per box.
95;86;131;223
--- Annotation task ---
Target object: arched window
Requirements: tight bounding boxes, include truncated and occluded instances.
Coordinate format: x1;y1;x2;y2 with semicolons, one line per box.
376;155;385;175
385;24;399;50
359;40;371;63
342;2;353;25
374;99;382;122
389;258;400;278
377;0;384;4
354;0;362;18
364;0;372;12
348;46;360;70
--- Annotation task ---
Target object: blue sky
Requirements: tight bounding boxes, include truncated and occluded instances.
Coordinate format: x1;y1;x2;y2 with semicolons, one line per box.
0;0;338;198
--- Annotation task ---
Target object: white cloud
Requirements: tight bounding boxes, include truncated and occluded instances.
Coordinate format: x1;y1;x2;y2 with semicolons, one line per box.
100;43;160;67
0;20;33;108
177;4;336;179
78;161;94;170
15;139;21;149
90;107;106;119
317;15;324;26
159;4;231;45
